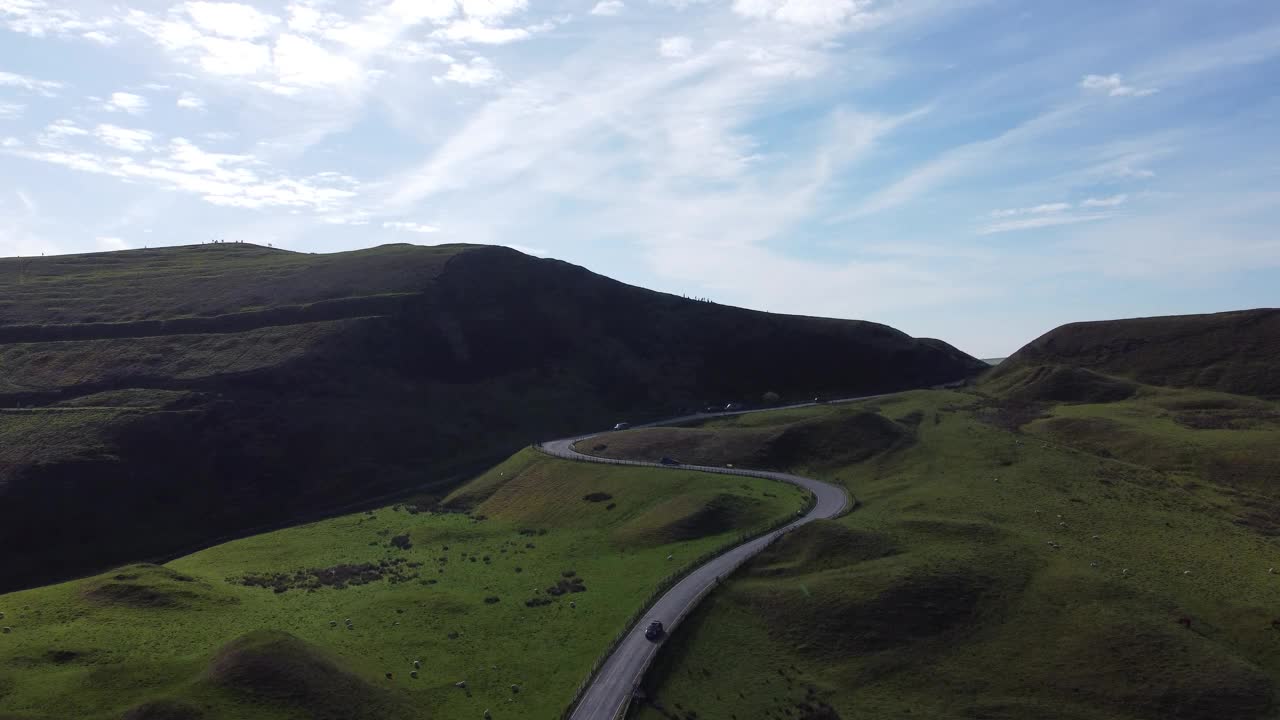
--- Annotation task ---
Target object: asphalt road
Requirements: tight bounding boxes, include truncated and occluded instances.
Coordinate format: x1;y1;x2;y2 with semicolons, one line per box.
540;405;854;720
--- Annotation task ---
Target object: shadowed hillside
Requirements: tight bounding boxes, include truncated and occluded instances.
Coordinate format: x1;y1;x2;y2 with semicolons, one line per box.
0;243;984;592
990;309;1280;398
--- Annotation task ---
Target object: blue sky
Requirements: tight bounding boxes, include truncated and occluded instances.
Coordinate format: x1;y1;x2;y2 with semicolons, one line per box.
1;0;1277;356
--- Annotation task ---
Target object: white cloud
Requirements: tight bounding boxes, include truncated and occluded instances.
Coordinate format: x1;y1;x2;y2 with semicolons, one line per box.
0;137;22;147
5;137;360;212
1081;193;1128;208
437;56;502;85
177;91;206;110
82;30;116;45
732;0;877;28
1080;73;1158;98
37;119;89;147
104;91;149;114
979;213;1111;235
0;102;22;119
184;1;280;40
0;69;63;96
658;36;693;59
96;236;130;251
459;0;526;22
590;0;624;16
989;202;1071;218
0;0;102;38
383;220;441;233
198;36;272;75
434;19;530;44
273;34;363;88
94;124;155;152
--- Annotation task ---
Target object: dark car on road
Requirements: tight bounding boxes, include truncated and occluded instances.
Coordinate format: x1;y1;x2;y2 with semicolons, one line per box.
645;620;665;641
659;457;680;466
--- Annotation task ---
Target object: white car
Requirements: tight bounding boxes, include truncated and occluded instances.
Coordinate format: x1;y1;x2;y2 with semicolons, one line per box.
613;422;630;431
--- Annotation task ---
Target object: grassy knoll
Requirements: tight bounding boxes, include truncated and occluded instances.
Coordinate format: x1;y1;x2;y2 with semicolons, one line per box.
631;386;1280;720
0;450;808;720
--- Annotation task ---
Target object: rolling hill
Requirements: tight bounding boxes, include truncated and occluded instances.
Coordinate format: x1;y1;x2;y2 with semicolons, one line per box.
989;309;1280;398
0;243;984;593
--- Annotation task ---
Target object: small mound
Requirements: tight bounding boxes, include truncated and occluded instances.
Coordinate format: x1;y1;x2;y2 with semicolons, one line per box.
121;699;205;720
985;364;1138;404
750;522;897;577
763;412;910;469
614;493;768;547
205;631;411;720
83;583;200;609
745;568;997;657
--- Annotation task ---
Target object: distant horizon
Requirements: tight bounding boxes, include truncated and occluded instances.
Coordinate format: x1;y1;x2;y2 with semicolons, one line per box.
2;239;1273;358
2;0;1277;357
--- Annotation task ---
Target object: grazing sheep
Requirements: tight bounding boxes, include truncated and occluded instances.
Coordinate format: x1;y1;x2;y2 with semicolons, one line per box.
456;681;467;688
1270;568;1275;574
510;684;520;693
414;660;422;669
1090;561;1099;568
329;620;337;628
666;554;673;561
484;711;492;719
1183;570;1191;575
411;671;419;679
1121;568;1129;575
385;672;394;680
0;612;4;619
569;601;576;609
1092;535;1101;540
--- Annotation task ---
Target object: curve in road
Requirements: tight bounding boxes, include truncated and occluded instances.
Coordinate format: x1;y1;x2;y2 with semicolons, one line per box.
540;411;853;720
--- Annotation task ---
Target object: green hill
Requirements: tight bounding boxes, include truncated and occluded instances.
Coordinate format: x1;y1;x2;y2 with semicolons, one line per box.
0;450;808;720
0;243;984;593
990;309;1280;398
619;383;1280;720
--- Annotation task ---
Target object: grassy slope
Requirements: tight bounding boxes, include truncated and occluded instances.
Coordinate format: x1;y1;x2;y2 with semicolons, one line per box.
0;450;809;720
0;243;984;593
991;308;1280;398
631;388;1280;720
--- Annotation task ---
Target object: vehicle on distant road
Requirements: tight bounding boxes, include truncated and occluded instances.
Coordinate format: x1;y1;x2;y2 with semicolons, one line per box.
612;422;630;431
659;457;680;466
724;402;744;411
644;620;665;641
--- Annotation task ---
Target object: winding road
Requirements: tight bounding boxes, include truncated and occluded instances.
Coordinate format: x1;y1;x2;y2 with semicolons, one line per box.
539;403;856;720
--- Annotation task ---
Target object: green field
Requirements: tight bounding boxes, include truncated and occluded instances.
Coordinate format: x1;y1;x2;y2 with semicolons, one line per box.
633;385;1280;720
0;450;809;720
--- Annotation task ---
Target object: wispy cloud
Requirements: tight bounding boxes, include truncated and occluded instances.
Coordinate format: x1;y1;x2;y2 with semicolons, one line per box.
93;124;154;152
1080;73;1158;98
382;220;441;233
176;91;205;110
979;213;1112;235
436;57;502;86
1081;193;1128;208
104;91;149;114
590;0;624;16
0;69;63;96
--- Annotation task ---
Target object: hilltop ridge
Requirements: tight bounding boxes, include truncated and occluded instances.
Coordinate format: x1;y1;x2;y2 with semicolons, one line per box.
0;243;984;592
990;308;1280;399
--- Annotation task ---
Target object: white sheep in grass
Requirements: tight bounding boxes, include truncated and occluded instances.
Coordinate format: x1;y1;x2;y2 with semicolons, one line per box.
666;554;673;561
414;660;422;669
1122;568;1129;576
1183;570;1192;576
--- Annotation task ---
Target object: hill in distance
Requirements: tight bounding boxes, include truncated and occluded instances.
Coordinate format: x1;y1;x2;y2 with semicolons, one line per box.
990;308;1280;399
0;242;985;592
